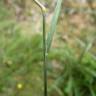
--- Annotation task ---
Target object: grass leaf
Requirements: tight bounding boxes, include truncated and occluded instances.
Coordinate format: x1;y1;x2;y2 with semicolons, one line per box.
46;0;62;52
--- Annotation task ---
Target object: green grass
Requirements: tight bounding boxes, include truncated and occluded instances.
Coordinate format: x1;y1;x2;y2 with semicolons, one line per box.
0;0;96;96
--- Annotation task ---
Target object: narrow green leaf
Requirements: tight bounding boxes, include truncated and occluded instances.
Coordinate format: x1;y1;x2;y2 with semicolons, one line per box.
65;77;73;95
84;67;96;77
78;38;95;63
74;84;81;96
75;38;96;61
89;86;96;96
47;0;62;52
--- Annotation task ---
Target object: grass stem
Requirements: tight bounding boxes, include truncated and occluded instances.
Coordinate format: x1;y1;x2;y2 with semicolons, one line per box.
42;13;47;96
33;0;47;96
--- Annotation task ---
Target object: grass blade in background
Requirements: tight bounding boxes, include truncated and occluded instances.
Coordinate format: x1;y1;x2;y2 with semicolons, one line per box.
78;38;95;63
47;0;62;52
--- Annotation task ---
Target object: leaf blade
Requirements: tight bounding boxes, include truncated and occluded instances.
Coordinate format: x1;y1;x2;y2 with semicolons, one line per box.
46;0;62;53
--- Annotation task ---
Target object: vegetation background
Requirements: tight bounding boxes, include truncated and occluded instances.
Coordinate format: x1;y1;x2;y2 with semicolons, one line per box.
0;0;96;96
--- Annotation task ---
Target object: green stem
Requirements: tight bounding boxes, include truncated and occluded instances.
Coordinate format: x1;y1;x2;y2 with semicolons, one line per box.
33;1;47;95
42;13;47;96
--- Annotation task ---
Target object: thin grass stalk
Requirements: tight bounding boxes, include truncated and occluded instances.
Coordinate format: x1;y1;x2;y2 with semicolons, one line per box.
42;13;47;96
33;0;47;96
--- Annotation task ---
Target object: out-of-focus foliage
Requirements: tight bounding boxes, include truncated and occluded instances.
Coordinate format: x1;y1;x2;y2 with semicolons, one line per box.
0;0;96;96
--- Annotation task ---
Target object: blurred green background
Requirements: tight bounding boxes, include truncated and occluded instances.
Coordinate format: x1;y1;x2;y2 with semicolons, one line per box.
0;0;96;96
